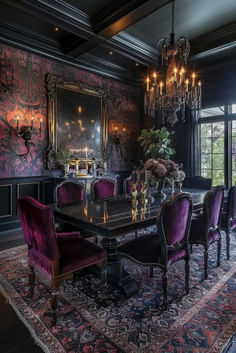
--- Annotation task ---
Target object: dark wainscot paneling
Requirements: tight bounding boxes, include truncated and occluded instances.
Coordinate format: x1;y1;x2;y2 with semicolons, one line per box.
0;176;64;232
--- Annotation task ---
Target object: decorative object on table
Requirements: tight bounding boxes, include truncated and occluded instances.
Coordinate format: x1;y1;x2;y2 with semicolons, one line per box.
137;127;175;160
55;149;71;175
144;0;202;125
144;158;167;200
161;158;186;193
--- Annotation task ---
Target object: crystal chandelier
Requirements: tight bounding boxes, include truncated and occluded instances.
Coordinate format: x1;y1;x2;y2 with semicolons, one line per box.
144;0;202;125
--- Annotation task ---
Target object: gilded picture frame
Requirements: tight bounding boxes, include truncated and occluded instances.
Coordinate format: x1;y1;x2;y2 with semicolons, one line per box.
46;74;108;162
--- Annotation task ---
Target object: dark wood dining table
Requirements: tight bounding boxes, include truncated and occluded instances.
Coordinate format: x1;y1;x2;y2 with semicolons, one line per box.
54;188;207;297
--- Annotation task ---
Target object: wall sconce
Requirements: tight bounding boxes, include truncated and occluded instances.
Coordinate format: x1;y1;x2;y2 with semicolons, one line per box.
16;115;42;156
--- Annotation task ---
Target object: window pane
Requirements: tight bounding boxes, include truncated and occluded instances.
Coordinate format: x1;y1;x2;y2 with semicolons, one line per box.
232;104;236;113
212;122;224;138
232;121;236;136
201;138;211;153
213;137;224;153
212;169;224;185
200;106;224;118
200;122;224;186
201;123;212;137
213;154;224;169
201;169;211;178
201;154;211;169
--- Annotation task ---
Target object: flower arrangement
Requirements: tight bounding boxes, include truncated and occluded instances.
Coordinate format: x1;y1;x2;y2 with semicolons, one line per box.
144;158;185;185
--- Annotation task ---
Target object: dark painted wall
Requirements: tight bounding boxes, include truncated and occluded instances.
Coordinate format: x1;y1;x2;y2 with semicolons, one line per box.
0;43;142;178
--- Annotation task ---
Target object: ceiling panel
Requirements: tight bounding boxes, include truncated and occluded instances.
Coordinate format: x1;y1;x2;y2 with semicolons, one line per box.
66;0;113;16
125;0;236;48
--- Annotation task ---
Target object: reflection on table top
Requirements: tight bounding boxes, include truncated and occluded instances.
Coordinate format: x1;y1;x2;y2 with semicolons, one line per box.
54;188;207;236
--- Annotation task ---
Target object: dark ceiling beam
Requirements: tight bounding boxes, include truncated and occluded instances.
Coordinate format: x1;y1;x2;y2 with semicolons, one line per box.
190;22;236;58
0;0;93;39
66;0;169;56
0;20;136;84
93;0;170;37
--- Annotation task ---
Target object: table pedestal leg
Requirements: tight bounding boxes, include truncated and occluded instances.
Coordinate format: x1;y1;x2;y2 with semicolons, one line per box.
101;237;138;297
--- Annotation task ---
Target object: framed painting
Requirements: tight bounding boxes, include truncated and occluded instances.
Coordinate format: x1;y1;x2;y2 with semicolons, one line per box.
46;74;108;162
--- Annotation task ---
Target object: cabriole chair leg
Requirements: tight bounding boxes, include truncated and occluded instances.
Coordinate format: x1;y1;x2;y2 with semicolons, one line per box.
226;231;230;260
217;239;221;267
162;270;168;309
204;246;208;280
185;259;190;295
51;287;59;326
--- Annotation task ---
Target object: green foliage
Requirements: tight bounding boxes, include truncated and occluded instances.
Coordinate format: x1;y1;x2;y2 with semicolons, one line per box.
200;122;224;185
56;149;71;165
137;127;176;160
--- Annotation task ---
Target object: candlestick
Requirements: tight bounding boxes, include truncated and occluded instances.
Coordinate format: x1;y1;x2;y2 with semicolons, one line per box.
16;115;19;132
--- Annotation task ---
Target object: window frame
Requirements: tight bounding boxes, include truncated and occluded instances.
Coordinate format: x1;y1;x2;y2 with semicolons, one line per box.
198;104;236;188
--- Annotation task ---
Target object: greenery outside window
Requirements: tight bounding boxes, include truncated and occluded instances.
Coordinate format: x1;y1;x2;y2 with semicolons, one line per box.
199;104;236;187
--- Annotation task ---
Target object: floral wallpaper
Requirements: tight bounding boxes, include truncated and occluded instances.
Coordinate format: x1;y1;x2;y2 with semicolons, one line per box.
0;43;142;177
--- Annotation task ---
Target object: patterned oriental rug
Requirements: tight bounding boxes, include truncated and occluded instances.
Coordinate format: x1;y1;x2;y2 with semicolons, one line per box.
0;233;236;353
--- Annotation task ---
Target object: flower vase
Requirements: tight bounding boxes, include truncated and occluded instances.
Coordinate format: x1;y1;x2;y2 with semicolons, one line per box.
156;179;166;200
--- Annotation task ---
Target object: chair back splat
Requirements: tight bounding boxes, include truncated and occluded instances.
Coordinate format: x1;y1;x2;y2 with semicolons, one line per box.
182;176;212;190
221;185;236;259
56;180;85;205
91;178;116;200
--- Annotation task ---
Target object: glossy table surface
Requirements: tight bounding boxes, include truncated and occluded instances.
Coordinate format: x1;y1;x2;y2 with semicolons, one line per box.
54;188;207;237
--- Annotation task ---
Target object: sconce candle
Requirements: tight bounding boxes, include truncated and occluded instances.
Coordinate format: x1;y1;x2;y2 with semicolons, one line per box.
31;116;34;128
40;118;42;136
16;115;19;132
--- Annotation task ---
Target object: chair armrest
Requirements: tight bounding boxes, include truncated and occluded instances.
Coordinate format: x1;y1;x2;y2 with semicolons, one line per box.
56;231;81;241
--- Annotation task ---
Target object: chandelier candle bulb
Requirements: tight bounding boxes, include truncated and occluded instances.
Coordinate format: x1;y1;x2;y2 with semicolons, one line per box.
192;72;196;87
146;77;150;92
160;81;163;95
174;67;177;81
185;79;189;92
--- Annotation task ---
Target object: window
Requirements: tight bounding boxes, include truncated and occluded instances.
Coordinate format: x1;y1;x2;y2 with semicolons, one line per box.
200;122;224;185
199;104;236;187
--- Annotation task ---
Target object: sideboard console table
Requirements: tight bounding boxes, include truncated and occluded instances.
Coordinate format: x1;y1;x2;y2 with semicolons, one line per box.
0;172;120;232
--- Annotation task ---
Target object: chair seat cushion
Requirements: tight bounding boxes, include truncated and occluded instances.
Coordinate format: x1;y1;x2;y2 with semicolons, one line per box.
58;238;106;275
118;233;187;265
189;218;220;244
221;211;236;229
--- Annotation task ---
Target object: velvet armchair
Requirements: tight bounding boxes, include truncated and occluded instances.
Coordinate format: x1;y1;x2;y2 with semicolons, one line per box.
91;178;117;200
189;185;224;280
118;193;192;308
17;197;107;324
220;185;236;259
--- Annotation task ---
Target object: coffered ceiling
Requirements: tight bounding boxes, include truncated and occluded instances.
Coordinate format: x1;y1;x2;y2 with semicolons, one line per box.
0;0;236;88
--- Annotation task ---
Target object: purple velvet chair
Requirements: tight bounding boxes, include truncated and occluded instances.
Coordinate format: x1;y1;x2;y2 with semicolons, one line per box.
56;180;85;205
118;193;192;308
56;180;97;242
189;185;224;280
220;185;236;260
17;197;107;324
91;178;117;200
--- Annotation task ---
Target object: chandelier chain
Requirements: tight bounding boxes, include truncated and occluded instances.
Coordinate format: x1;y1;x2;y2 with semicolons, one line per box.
171;0;175;34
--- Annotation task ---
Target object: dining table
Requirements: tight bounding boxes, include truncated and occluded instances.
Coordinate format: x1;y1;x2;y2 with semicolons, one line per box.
54;188;208;297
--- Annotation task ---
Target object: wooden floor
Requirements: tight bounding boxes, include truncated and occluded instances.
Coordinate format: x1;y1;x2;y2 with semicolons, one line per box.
0;230;235;353
0;231;44;353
